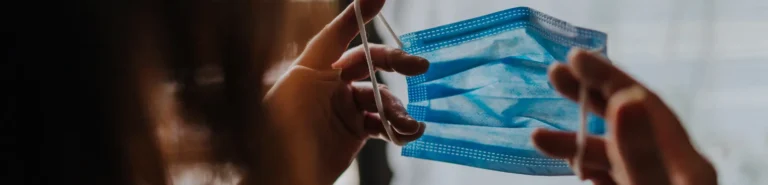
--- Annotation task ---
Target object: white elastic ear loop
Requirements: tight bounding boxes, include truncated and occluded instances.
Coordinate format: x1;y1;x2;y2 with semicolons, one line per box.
573;86;589;179
354;0;403;145
572;46;605;179
376;13;404;48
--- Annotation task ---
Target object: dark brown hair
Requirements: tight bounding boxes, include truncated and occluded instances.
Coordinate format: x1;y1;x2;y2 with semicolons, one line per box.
3;0;341;184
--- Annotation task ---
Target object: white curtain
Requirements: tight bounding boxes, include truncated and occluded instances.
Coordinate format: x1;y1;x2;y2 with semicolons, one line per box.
374;0;768;184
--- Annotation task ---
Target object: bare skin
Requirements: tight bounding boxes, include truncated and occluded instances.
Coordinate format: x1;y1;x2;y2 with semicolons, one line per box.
263;0;428;184
265;0;718;184
533;49;718;185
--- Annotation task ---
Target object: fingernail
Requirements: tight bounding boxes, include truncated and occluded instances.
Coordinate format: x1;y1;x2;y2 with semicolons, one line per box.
609;85;650;131
392;116;418;136
613;86;652;147
395;49;428;65
403;119;421;136
569;51;608;81
567;48;586;61
331;57;345;69
616;85;647;104
416;57;429;67
404;54;428;65
393;48;406;55
548;62;563;71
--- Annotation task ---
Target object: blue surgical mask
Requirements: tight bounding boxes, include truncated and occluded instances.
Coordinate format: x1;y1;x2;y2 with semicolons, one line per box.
400;7;607;176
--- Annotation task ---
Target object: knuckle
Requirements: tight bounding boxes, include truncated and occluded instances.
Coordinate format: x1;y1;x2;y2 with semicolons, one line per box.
379;87;392;96
389;47;405;55
381;47;397;70
321;22;335;33
395;97;404;106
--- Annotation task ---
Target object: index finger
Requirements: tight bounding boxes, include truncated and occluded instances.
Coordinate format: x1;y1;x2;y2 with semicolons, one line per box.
297;0;385;70
567;49;638;99
334;44;429;81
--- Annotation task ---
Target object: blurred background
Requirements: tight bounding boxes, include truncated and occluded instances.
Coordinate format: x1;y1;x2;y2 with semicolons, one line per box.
266;0;768;185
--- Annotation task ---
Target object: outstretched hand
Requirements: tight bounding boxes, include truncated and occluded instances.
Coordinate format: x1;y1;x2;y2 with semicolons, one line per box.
263;0;427;184
533;49;717;185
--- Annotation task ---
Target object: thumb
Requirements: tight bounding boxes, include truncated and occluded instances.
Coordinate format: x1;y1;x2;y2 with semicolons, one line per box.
296;0;385;70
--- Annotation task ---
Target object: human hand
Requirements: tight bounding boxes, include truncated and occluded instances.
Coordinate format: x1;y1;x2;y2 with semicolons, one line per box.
263;0;427;184
532;49;717;185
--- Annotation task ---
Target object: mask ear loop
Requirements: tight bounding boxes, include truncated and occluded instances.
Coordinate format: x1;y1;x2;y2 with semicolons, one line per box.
573;86;589;179
572;46;605;179
354;0;407;145
376;13;404;48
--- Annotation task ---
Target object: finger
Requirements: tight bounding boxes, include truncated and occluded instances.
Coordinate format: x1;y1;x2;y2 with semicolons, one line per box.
532;129;611;171
297;0;386;70
604;86;669;185
352;83;421;135
568;49;715;182
589;173;618;185
331;83;369;139
548;63;579;100
607;86;717;185
534;132;614;184
363;112;426;143
548;63;608;116
567;48;639;99
334;44;429;81
562;158;615;184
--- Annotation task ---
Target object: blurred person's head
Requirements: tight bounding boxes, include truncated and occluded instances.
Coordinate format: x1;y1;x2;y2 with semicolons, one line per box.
5;0;336;184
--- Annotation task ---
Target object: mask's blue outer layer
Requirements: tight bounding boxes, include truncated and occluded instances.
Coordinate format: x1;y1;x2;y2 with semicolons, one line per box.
401;7;608;176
